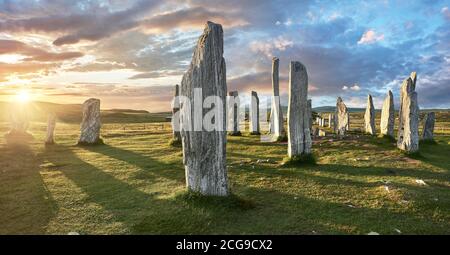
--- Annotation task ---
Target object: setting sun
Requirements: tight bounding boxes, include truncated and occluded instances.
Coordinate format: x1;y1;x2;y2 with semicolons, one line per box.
16;90;31;103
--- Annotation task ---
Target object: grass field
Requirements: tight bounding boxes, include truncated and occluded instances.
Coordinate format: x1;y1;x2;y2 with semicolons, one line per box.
0;111;449;234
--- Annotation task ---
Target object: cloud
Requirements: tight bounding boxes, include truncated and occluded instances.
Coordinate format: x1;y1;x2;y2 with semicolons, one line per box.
0;39;83;62
129;70;184;79
0;0;164;46
358;29;385;44
350;84;360;91
0;61;58;81
250;36;294;57
140;7;248;32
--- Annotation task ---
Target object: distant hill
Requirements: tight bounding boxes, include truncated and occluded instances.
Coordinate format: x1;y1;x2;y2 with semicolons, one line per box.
312;106;366;113
0;101;169;123
281;105;366;113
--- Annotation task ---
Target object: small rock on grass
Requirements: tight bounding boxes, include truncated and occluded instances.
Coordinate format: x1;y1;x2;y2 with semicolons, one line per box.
415;179;427;186
367;231;380;235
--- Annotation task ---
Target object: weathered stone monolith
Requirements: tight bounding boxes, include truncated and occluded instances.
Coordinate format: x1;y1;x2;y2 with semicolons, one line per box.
397;73;419;153
328;114;334;128
78;98;102;145
171;84;181;142
287;61;311;158
364;95;376;135
335;97;349;136
269;57;285;140
45;113;56;145
307;99;312;131
422;112;435;141
180;21;228;196
228;91;241;136
380;90;394;137
250;91;260;135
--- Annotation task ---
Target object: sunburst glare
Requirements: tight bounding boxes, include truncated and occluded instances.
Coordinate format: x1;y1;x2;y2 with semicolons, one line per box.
16;90;31;103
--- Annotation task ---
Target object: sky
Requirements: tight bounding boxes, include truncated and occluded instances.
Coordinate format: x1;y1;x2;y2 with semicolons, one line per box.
0;0;449;112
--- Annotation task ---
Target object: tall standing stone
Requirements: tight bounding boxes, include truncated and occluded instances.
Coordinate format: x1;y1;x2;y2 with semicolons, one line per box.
250;91;260;135
78;98;102;145
307;99;312;131
328;114;334;128
228;91;241;136
180;21;228;196
269;57;285;140
287;61;311;158
380;90;394;137
335;97;349;136
45;113;56;145
422;112;435;141
397;73;419;153
171;84;181;142
364;94;376;135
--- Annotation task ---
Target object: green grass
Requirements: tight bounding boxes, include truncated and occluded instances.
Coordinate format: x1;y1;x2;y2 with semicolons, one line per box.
282;154;317;166
0;118;449;235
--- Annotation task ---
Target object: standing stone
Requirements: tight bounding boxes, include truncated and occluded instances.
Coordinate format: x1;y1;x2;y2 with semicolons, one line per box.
269;57;285;140
180;21;228;196
287;61;311;158
364;94;376;135
307;99;312;131
422;112;435;141
380;90;394;137
328;114;334;128
78;98;102;145
250;91;260;135
45;113;56;145
313;127;319;137
335;97;349;136
171;84;181;142
397;74;419;153
228;91;241;136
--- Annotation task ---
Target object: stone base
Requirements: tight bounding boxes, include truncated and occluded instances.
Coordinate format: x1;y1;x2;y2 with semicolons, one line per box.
273;134;288;142
228;131;242;136
77;138;104;146
249;131;261;135
168;138;182;147
282;153;316;166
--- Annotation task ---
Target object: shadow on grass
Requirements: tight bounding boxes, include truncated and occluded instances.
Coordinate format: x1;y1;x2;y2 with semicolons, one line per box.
416;140;450;171
0;143;57;234
82;143;185;185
